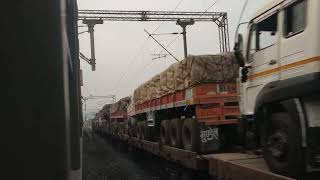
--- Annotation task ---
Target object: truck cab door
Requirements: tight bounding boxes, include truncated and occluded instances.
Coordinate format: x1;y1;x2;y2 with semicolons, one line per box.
240;12;280;115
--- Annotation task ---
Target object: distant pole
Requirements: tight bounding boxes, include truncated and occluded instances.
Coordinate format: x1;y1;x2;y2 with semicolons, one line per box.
176;19;195;59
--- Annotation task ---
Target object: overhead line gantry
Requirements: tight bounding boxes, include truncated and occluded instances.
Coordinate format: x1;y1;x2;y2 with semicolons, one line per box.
78;10;230;70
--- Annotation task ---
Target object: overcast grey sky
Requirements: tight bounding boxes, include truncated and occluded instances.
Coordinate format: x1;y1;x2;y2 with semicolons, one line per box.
78;0;270;113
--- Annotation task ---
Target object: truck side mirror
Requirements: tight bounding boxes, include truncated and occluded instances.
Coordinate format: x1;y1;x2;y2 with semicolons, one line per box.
241;66;251;83
234;34;245;67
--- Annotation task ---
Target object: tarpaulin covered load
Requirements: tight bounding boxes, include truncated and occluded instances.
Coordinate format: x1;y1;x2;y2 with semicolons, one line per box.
174;59;189;91
148;75;160;100
160;70;168;96
166;64;176;94
186;53;239;86
110;96;131;115
153;75;161;98
100;104;111;120
133;87;141;104
133;53;239;104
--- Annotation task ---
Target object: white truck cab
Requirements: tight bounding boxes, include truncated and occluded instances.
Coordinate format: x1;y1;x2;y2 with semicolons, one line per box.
235;0;320;177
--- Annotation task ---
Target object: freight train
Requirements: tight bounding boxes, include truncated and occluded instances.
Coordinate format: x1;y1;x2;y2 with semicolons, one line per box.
93;0;320;178
93;53;241;153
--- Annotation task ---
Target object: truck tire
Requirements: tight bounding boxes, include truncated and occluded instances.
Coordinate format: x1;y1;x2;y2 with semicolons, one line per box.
261;112;303;177
169;118;183;148
182;118;200;152
132;124;138;137
143;121;151;140
160;120;170;145
137;121;144;139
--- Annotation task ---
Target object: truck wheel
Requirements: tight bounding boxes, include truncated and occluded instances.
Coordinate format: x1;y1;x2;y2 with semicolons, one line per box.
132;124;138;137
141;122;146;140
169;118;183;148
261;112;303;177
182;118;200;152
143;121;151;140
137;122;144;139
160;120;170;145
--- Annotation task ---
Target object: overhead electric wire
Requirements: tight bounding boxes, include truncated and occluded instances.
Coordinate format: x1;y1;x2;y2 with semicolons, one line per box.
110;0;186;95
204;0;221;12
110;38;149;94
150;32;182;36
125;0;222;95
151;0;185;33
157;0;221;55
144;29;179;62
152;55;168;60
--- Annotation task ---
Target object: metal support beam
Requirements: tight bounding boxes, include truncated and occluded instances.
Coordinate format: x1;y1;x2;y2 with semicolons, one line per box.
88;24;96;71
78;10;230;54
182;26;188;58
82;19;103;71
214;13;230;52
177;19;194;58
78;10;226;22
78;10;230;70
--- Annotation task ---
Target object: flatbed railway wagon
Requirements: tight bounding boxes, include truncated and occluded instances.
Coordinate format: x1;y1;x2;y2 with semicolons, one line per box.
93;51;319;179
93;0;320;178
127;53;241;153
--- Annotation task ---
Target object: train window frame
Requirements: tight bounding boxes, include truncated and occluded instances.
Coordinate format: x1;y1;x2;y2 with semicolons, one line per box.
283;0;307;38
